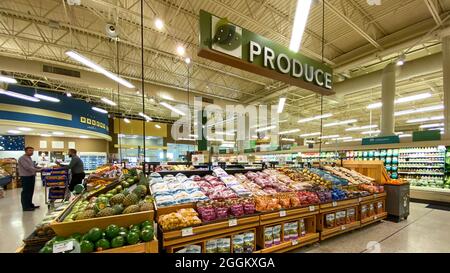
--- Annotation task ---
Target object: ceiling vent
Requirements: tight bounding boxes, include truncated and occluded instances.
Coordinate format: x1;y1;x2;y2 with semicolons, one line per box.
43;65;80;78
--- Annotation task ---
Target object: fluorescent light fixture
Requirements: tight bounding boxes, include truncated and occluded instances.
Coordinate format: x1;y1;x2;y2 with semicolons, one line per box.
207;138;225;142
395;105;444;116
17;127;32;131
176;45;185;56
279;129;301;135
66;92;72;97
123;118;131;123
0;75;17;84
256;125;276;132
346;125;378;131
420;123;445;129
277;97;286;113
79;135;89;139
396;54;406;66
367;102;382;109
298;113;333;123
138;112;152;121
220;143;235;148
52;131;64;136
155;124;161;129
7;130;21;134
101;97;117;106
344;138;362;143
92;107;108;114
34;93;60;102
289;0;313;52
367;93;432;109
300;132;321;137
407;116;444;123
324;119;358;127
185;57;191;64
215;132;235;136
304;140;315;144
160;102;186;116
399;134;412;138
319;135;340;139
155;18;164;30
428;128;444;131
281;138;295;142
334;137;353;141
0;89;40;102
222;141;235;145
40;134;51;137
65;50;135;89
361;130;381;135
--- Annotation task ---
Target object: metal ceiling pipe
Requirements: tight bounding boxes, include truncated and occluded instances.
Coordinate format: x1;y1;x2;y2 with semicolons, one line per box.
334;52;443;98
380;63;396;137
443;35;450;140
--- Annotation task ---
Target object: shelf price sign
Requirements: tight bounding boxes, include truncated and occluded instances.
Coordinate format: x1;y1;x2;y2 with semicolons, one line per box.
228;218;238;227
181;227;194;237
279;210;287;217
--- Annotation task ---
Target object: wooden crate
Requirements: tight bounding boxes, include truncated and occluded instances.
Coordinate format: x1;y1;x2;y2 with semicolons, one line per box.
359;195;387;227
51;210;154;237
320;221;361;240
319;199;359;214
160;215;260;247
97;237;158;253
253;233;319;253
259;205;319;226
342;160;390;184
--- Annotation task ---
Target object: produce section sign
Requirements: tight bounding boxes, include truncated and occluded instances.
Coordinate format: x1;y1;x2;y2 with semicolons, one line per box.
362;136;400;145
198;10;334;95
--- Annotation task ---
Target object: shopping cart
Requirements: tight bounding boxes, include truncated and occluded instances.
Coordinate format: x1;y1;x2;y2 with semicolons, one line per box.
41;168;69;209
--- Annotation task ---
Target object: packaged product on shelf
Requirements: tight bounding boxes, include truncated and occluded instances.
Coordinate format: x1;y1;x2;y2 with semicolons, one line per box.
346;208;356;223
361;205;368;219
158;208;202;231
232;234;244;253
215;204;229;220
290;222;299;241
217;238;231;253
273;225;282;245
229;200;244;217
243;232;255;253
264;227;273;248
335;211;346;226
376;201;384;214
283;223;290;241
206;239;218;253
325;213;335;228
176;245;202;253
299;219;306;237
368;203;375;217
197;202;217;222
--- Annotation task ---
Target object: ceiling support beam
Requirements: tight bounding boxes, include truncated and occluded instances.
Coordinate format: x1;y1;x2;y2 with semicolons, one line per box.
424;0;443;26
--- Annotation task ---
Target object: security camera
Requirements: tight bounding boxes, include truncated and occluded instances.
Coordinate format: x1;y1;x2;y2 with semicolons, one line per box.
105;23;118;38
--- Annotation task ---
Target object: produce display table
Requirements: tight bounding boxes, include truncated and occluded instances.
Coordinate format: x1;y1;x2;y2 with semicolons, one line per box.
253;233;319;253
96;237;158;253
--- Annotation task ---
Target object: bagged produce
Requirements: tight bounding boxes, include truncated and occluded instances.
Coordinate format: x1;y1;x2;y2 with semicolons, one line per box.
299;219;306;237
243;232;255;253
232;234;244;253
335;211;346;226
206;239;218;253
361;205;368;219
264;227;273;248
346;208;356;223
368;203;375;217
376;201;384;214
325;213;335;228
273;225;282;245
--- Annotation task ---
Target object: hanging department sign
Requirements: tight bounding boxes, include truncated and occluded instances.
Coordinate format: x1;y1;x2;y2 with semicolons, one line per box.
198;10;334;95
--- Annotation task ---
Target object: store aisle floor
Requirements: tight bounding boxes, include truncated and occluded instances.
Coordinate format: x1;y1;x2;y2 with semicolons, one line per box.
0;181;47;253
296;202;450;253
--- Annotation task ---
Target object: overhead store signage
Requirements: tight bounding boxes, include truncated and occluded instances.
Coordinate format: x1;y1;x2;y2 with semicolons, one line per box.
362;136;400;146
412;130;441;142
0;85;109;137
198;10;334;95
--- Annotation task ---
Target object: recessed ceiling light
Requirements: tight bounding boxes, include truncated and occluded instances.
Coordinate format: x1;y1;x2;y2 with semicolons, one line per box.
176;45;185;56
155;18;164;30
66;92;72;97
185;57;191;64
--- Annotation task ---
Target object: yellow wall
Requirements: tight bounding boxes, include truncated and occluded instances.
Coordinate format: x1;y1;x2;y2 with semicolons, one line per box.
25;136;108;153
113;119;168;137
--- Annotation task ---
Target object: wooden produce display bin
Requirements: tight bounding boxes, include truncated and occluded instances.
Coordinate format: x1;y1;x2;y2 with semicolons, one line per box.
342;160;390;184
255;212;319;253
317;200;361;241
97;237;158;253
359;195;387;227
166;228;256;253
160;215;260;250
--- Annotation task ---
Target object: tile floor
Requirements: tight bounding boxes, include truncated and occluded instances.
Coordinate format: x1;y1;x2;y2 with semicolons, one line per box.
1;182;450;253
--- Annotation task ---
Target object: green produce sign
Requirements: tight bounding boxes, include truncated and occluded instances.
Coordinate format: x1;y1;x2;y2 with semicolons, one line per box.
413;130;441;142
198;10;334;95
362;136;400;145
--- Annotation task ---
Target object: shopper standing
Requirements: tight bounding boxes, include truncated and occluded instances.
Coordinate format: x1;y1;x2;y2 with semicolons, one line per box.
18;147;41;211
60;149;85;191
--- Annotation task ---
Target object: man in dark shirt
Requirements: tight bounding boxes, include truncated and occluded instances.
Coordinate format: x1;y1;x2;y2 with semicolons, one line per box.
60;149;85;191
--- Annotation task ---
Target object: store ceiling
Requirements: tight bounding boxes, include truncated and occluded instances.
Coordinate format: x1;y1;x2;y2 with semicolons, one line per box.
0;0;449;140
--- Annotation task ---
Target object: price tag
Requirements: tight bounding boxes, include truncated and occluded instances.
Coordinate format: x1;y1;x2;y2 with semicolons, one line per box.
53;240;74;253
228;218;237;227
358;197;362;202
308;206;315;212
291;239;299;246
181;227;194;237
279;210;287;217
332;201;338;207
374;194;378;198
341;225;346;231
